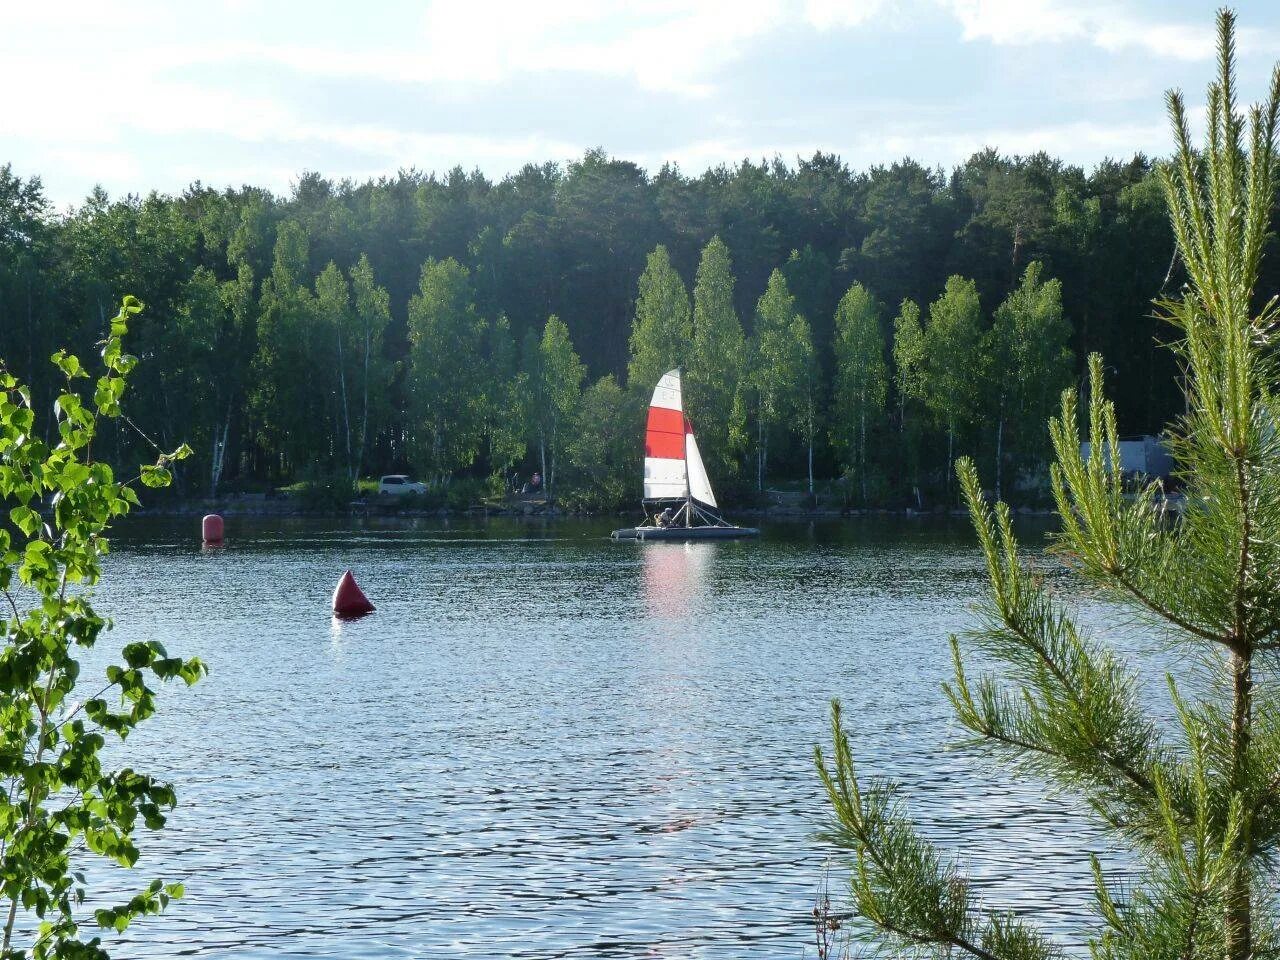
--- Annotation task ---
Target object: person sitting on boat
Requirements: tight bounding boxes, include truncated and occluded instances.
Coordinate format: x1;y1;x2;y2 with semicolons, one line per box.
656;506;675;527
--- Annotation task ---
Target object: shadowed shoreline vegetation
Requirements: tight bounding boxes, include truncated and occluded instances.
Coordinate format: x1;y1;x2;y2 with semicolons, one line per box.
0;144;1245;508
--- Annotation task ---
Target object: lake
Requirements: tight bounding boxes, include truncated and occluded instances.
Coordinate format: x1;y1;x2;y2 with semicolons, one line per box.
82;515;1132;958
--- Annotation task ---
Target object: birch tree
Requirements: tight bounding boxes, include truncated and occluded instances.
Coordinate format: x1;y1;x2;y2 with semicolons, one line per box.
892;298;927;504
481;314;527;484
687;235;746;474
832;282;888;504
252;220;321;476
347;254;392;483
314;262;353;475
751;269;810;491
986;261;1072;498
921;275;984;497
406;257;486;482
524;315;585;501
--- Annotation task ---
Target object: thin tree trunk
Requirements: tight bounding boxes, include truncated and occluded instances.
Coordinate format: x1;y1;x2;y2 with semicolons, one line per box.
211;403;231;498
995;414;1004;502
859;401;867;505
539;433;547;500
947;424;954;502
1226;647;1253;960
548;422;556;502
356;324;371;483
336;328;352;479
757;413;764;491
808;434;814;496
26;272;34;396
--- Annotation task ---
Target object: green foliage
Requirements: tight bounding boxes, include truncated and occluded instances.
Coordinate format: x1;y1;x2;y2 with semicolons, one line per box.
832;283;888;503
563;375;639;511
986;262;1073;494
292;465;356;512
686;236;746;475
750;270;812;489
627;245;691;393
913;275;985;498
252;222;320;475
406;258;487;480
524;315;585;500
921;276;984;437
0;115;1203;504
817;14;1280;960
0;297;205;958
346;254;394;482
816;701;1057;960
481;314;526;480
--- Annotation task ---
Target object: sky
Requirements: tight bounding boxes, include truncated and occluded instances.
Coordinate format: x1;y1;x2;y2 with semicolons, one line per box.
5;0;1280;208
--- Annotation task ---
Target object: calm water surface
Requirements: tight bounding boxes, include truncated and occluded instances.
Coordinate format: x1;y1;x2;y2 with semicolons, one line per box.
80;516;1140;958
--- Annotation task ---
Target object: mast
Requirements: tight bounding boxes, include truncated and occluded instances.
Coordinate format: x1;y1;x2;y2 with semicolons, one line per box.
681;370;692;527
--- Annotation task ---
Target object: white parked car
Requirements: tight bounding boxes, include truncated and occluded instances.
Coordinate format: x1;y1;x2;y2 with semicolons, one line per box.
377;474;428;496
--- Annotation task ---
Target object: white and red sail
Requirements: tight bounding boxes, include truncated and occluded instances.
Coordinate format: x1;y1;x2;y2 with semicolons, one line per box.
643;369;717;508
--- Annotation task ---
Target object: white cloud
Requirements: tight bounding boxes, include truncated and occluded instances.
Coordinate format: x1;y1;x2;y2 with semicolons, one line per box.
944;0;1276;61
802;0;889;30
947;0;1085;46
172;0;888;100
3;1;1271;206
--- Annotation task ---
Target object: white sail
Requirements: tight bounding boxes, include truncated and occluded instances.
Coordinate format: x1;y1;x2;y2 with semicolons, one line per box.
685;432;717;508
642;368;719;509
643;370;687;500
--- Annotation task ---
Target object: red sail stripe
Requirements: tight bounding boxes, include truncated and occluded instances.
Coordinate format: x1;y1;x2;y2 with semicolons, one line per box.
645;406;686;459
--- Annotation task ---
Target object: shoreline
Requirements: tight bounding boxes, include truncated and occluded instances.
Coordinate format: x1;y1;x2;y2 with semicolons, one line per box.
132;495;1060;522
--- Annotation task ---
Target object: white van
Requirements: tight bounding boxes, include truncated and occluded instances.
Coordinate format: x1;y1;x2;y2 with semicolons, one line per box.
377;475;428;496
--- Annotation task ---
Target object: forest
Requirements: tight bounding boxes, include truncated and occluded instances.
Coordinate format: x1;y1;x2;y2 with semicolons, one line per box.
0;146;1220;509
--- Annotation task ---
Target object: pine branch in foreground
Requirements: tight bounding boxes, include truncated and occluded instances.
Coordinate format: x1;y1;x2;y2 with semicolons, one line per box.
815;11;1280;960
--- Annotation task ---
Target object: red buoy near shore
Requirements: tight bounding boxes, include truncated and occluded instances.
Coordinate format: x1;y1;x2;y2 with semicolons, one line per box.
332;570;375;618
202;514;224;545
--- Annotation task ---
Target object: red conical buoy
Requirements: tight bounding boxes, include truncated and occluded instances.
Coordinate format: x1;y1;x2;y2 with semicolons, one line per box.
332;569;375;618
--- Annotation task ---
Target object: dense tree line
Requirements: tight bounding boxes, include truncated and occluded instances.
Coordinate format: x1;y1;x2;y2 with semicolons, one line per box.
0;146;1241;507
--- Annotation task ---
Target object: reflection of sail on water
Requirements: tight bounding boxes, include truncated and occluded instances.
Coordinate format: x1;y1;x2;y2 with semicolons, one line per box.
642;542;713;618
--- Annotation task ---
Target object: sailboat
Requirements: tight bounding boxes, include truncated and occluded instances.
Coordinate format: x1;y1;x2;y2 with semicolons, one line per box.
611;369;760;541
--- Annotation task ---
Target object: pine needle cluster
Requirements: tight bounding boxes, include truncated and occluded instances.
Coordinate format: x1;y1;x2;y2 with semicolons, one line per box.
816;11;1280;960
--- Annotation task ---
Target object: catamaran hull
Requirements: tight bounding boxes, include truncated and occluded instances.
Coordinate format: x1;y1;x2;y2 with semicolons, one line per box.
611;525;760;541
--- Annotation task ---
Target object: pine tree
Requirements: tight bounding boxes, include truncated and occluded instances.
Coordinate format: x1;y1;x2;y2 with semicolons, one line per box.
832;282;888;504
627;244;691;393
687;235;747;475
816;13;1280;960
